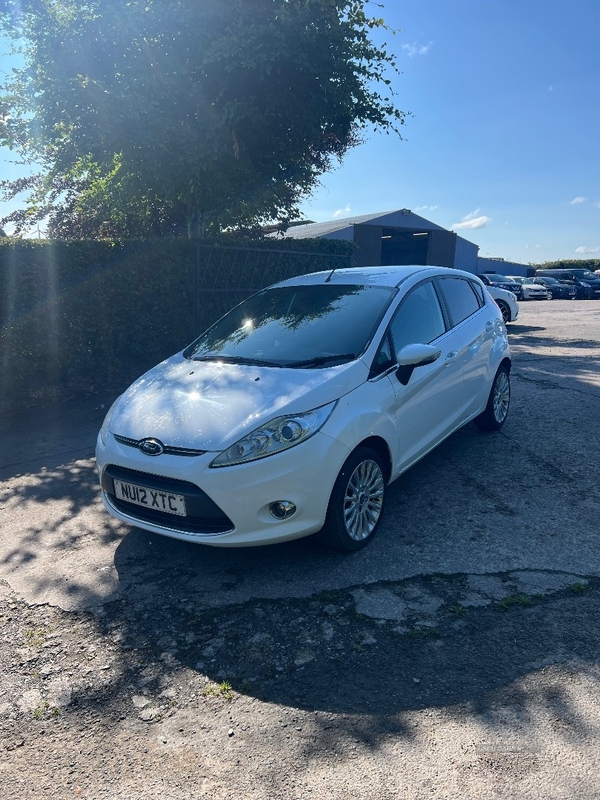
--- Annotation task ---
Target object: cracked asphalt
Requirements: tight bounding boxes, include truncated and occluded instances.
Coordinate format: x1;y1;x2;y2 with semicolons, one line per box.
1;300;600;799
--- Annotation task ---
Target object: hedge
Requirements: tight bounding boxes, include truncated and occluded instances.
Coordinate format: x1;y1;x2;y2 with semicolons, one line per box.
535;259;600;271
0;237;353;414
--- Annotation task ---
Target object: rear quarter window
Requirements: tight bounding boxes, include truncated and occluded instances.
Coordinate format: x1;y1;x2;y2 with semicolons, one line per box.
469;280;486;306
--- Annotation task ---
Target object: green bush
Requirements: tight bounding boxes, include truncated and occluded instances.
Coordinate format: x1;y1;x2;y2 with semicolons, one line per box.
536;258;600;271
0;237;352;413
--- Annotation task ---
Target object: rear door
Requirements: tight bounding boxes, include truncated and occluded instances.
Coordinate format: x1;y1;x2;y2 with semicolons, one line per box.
435;276;496;419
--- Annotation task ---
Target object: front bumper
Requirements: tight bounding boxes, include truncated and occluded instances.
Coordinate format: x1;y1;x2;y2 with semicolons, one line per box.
96;430;352;546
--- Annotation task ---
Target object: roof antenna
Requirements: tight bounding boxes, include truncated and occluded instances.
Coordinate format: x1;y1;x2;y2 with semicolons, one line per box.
324;265;338;282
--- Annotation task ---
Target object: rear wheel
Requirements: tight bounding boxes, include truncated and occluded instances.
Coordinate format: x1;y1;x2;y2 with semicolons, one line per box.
474;365;510;431
318;447;386;552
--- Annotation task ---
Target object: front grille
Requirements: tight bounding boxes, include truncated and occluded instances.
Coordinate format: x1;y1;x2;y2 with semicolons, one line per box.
114;434;206;457
102;464;234;535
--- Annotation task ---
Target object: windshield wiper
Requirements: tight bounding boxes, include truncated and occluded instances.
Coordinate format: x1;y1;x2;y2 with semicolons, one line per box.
286;354;357;369
192;355;283;367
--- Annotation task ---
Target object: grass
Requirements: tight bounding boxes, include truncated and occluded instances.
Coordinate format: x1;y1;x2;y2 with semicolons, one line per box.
407;627;439;639
25;627;47;648
32;702;60;719
202;681;234;701
570;582;589;593
498;594;532;610
319;591;341;602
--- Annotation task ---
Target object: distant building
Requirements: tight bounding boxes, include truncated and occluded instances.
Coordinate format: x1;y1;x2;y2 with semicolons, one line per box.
477;257;532;277
275;209;478;272
275;209;530;276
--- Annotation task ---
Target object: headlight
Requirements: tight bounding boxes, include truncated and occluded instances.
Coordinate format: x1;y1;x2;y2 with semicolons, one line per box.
210;401;337;467
98;396;121;446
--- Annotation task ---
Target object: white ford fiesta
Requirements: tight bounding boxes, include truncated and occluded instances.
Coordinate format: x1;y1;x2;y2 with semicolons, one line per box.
96;265;511;551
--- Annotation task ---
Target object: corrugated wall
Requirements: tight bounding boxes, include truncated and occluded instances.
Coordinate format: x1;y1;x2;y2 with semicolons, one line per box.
352;225;382;266
427;230;457;268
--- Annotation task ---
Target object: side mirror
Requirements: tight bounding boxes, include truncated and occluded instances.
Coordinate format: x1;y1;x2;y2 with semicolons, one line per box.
395;343;441;386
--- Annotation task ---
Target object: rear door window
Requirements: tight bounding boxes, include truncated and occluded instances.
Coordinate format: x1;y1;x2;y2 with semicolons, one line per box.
436;277;482;328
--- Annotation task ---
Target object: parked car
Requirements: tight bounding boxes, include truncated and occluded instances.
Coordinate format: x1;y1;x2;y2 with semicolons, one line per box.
506;276;549;300
531;276;577;300
484;285;519;323
96;266;512;551
479;273;524;300
535;269;600;299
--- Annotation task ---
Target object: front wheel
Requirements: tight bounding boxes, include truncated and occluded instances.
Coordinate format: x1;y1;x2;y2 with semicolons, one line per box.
318;447;387;552
495;300;511;323
473;366;511;432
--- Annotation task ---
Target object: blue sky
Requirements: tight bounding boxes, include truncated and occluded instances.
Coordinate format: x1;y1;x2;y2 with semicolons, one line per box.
2;0;599;264
300;0;600;264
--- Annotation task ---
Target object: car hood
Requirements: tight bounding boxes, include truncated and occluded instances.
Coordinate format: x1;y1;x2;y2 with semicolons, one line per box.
109;354;368;451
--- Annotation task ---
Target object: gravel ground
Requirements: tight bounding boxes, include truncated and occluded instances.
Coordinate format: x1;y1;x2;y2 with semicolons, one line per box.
3;569;600;799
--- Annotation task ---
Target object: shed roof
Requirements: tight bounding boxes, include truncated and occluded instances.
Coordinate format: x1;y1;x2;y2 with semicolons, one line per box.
275;209;447;239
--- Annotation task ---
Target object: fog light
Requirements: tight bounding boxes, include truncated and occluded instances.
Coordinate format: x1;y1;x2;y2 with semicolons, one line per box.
269;501;297;520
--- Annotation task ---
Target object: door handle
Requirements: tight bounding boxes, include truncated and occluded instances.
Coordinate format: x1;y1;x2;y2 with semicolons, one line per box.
444;350;459;365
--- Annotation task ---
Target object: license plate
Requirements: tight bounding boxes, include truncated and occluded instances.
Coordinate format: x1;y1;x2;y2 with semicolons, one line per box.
114;479;186;517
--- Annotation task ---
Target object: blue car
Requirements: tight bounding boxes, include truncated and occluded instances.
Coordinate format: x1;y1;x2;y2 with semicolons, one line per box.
479;273;524;301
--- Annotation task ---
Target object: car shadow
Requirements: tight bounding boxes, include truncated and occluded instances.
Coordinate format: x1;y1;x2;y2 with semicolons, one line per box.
101;528;600;752
507;323;547;335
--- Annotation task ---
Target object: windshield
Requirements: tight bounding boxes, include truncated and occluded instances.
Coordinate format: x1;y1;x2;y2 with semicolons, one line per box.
184;283;396;368
574;271;597;280
538;277;558;284
488;274;512;282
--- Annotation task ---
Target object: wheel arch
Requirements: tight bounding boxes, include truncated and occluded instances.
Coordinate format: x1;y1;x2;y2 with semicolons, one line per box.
353;436;393;483
499;356;512;374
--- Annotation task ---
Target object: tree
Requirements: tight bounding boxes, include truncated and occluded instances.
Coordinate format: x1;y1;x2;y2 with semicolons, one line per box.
0;0;406;238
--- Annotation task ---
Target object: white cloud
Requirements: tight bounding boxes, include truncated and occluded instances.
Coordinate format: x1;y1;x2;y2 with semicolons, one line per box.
415;205;438;212
575;246;600;254
332;205;352;218
451;210;491;231
594;201;600;209
402;41;433;58
570;196;586;205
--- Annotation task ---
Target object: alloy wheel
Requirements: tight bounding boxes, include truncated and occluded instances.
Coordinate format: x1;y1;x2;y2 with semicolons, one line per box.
493;371;510;423
343;459;385;542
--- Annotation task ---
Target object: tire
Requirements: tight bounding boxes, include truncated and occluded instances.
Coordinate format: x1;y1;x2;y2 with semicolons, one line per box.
496;300;511;323
473;365;510;432
318;446;387;552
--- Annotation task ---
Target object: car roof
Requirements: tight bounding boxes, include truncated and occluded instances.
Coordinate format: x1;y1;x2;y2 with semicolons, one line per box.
274;265;479;290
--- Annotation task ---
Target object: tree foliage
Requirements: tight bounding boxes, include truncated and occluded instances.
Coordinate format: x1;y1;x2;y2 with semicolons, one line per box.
0;0;406;238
